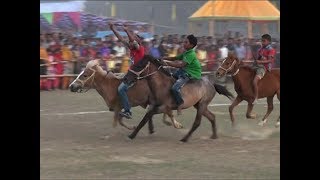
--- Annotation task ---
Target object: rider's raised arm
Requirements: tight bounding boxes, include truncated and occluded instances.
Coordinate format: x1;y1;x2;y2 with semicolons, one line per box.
123;26;136;43
109;23;129;47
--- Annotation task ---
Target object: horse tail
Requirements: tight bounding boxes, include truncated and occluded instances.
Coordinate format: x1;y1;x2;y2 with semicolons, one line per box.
213;84;235;101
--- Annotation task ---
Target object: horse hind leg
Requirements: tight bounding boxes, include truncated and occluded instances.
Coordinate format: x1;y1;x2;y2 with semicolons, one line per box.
202;108;217;139
258;96;274;126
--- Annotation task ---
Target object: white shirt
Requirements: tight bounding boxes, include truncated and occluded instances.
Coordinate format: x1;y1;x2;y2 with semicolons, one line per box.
113;46;126;57
219;46;228;59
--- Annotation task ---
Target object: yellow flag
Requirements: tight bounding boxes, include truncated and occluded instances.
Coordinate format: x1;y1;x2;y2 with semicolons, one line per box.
171;4;176;21
111;3;116;17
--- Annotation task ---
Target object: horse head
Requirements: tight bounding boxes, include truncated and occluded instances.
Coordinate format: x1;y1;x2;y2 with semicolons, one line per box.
216;52;240;78
69;59;102;93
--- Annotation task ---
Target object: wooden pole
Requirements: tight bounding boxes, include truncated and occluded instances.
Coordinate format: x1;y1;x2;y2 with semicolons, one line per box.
261;22;269;34
188;21;194;34
208;20;215;37
247;21;253;39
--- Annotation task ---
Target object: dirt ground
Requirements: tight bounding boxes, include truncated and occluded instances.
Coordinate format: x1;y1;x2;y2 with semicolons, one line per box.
40;85;280;179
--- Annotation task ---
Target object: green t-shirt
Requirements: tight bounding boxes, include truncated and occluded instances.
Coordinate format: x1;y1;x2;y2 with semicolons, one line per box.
175;49;202;79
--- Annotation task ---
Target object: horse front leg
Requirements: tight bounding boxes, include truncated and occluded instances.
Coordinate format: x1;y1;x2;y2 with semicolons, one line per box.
165;109;183;129
229;95;243;127
148;118;155;134
164;106;183;129
275;89;280;128
162;113;173;126
259;96;274;126
114;110;135;130
275;116;280;128
246;102;257;119
180;108;203;142
128;107;156;139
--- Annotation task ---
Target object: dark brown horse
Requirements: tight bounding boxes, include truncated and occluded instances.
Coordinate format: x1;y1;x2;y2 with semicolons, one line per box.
69;60;183;133
127;55;234;142
216;53;280;127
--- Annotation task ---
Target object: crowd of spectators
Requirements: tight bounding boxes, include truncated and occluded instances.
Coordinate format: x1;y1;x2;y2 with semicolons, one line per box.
40;31;280;90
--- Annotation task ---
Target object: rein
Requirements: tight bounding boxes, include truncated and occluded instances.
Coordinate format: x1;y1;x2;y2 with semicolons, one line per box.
128;61;164;80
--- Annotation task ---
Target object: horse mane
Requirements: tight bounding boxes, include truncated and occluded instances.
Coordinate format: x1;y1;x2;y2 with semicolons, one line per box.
86;59;100;68
141;55;174;77
86;60;120;80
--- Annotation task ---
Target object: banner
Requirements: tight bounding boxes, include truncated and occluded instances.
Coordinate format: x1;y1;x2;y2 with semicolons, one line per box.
68;12;81;27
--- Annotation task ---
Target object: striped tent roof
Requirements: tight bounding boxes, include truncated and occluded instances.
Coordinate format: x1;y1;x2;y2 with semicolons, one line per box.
40;12;150;32
189;0;280;21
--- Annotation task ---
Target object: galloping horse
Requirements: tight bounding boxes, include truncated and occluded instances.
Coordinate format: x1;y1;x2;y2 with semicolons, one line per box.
69;60;183;133
216;53;280;127
127;55;234;142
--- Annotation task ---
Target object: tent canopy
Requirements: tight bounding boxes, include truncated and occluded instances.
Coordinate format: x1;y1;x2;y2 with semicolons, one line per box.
40;12;150;32
189;0;280;21
95;31;153;39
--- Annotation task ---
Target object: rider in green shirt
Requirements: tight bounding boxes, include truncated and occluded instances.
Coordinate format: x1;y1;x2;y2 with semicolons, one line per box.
162;34;201;114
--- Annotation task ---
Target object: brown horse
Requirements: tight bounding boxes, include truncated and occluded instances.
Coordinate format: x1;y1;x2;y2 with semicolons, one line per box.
127;55;234;142
215;53;280;127
69;60;183;133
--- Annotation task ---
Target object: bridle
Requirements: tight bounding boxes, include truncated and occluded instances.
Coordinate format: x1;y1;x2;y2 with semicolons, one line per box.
69;65;97;93
217;57;239;76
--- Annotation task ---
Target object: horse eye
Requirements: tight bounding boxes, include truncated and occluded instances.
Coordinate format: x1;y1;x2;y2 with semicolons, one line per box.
83;74;88;78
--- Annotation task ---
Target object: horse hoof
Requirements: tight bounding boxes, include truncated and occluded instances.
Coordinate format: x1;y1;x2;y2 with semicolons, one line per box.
246;114;257;119
258;121;265;126
275;122;280;128
180;138;188;143
149;130;155;134
174;123;183;129
211;135;218;139
127;134;135;139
